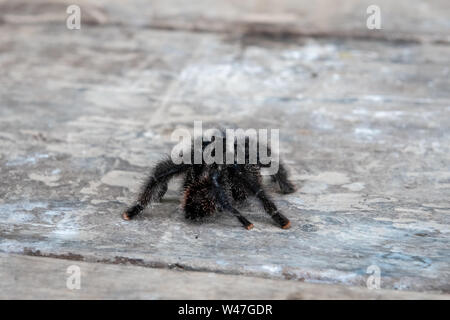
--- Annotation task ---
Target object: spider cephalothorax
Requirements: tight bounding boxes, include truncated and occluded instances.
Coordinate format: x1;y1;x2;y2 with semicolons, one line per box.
123;135;296;229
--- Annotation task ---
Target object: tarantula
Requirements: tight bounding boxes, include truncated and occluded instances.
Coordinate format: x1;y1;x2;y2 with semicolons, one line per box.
122;135;296;229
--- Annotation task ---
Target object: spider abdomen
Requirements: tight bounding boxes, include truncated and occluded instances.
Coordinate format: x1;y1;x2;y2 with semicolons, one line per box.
182;179;216;219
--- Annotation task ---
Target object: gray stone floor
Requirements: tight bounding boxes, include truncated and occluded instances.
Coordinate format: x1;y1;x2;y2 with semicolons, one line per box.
0;0;449;298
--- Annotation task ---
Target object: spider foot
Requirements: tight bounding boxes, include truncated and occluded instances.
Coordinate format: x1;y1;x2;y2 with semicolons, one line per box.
122;204;143;220
281;220;291;229
238;216;254;230
272;212;291;229
122;212;131;220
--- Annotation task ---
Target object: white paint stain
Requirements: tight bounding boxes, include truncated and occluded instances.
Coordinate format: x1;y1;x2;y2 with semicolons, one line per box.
299;181;328;194
0;202;48;214
28;172;61;187
293;193;370;212
282;43;337;62
342;182;365;192
363;95;384;102
298;172;350;185
374;111;404;119
261;265;282;274
6;154;49;166
101;170;142;192
80;181;102;195
354;127;381;137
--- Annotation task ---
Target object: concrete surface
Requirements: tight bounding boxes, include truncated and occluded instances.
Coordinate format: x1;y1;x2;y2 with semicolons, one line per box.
2;253;448;299
1;0;450;43
0;0;449;298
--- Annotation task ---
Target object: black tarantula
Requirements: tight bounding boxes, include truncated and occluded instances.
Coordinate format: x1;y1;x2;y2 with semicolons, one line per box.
123;135;296;230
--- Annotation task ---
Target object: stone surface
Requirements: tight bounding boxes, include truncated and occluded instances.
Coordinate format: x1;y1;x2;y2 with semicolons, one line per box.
1;0;449;43
0;1;449;297
2;253;448;299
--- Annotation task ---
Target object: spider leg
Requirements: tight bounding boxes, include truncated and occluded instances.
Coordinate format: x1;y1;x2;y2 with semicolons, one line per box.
232;166;291;229
255;187;291;229
251;140;296;194
211;171;254;230
258;160;296;194
270;161;296;194
123;159;190;220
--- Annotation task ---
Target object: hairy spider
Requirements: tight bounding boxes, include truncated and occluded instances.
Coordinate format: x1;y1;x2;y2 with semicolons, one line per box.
122;135;296;229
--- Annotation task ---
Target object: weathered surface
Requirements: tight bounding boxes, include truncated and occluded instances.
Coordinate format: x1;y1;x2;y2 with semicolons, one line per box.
2;253;448;299
1;0;449;43
0;1;449;297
